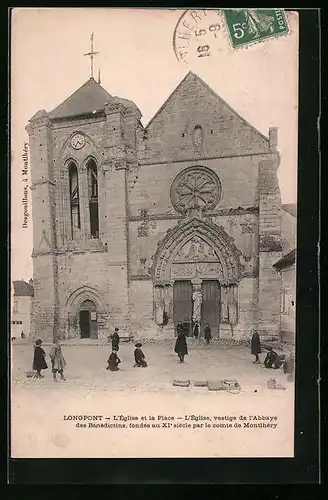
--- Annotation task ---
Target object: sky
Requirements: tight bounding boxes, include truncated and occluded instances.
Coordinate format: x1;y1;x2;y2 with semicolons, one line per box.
11;8;299;282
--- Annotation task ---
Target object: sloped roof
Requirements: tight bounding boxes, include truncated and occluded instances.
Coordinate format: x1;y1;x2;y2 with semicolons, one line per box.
48;77;142;120
282;203;297;218
13;280;34;297
145;71;269;142
273;249;296;270
49;78;112;119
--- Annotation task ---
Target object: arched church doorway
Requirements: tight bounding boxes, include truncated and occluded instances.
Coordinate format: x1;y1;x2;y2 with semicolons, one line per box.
172;279;221;336
152;217;242;338
79;299;98;339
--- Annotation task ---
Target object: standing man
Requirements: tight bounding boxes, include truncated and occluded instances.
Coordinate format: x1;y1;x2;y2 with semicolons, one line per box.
111;327;120;352
251;330;261;364
174;327;188;363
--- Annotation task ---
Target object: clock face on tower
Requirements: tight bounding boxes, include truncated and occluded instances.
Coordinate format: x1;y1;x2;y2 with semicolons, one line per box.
71;133;85;150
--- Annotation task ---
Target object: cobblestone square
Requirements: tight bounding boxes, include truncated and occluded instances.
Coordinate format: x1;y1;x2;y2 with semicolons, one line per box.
11;340;294;459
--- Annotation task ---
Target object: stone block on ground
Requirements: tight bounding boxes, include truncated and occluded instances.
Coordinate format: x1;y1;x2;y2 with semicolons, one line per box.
173;380;190;387
207;379;241;392
207;380;225;391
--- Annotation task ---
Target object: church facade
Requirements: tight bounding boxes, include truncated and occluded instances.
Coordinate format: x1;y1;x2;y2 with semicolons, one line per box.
26;72;284;341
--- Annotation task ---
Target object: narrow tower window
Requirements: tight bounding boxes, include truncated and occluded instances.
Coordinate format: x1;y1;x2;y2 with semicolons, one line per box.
87;159;99;238
68;162;81;239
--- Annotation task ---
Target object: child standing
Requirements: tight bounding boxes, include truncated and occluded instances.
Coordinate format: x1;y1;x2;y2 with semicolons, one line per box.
32;339;48;378
133;343;148;367
49;340;66;382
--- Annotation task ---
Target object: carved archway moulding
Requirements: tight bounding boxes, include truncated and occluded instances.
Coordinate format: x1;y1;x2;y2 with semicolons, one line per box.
151;218;243;285
65;285;106;315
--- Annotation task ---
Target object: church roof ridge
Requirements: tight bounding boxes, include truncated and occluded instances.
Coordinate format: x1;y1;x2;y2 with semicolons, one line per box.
47;77;141;120
145;71;269;143
144;72;194;130
48;77;112;120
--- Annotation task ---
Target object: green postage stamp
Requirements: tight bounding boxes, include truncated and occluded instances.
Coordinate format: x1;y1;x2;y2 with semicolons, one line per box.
223;9;289;48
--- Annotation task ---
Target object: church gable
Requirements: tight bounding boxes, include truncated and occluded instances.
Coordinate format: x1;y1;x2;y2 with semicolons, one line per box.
142;72;269;163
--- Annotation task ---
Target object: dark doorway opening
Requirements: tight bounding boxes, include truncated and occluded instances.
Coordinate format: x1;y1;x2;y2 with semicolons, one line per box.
201;280;221;337
173;280;193;336
79;299;98;339
79;310;90;339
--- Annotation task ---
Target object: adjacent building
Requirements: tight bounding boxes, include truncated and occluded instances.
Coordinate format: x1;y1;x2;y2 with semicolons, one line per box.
11;279;34;338
274;203;297;343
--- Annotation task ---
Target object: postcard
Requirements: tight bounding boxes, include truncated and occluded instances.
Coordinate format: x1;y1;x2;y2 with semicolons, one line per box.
10;8;298;459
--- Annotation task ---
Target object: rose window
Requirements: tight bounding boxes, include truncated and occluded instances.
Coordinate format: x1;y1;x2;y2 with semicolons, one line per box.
170;166;221;214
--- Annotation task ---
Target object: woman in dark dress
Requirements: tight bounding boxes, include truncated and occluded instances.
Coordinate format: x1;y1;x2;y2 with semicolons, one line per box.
134;343;148;367
107;349;121;371
32;339;48;378
251;330;261;364
204;323;212;344
174;327;188;363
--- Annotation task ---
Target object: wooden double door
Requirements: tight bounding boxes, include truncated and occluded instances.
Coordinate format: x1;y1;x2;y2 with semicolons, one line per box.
173;280;221;336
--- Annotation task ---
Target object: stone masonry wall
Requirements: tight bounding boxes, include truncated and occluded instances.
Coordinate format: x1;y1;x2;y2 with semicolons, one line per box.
141;72;269;164
130;156;265;218
129;281;154;331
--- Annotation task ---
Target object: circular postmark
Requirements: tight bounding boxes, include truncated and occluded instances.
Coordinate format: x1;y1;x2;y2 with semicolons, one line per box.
173;9;226;63
173;9;292;58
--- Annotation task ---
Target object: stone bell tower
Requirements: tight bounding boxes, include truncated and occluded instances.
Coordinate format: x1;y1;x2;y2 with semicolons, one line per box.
26;72;142;340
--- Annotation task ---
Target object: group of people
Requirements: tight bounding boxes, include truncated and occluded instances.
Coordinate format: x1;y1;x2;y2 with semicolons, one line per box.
32;338;66;381
176;320;212;342
31;328;149;379
251;330;295;377
106;327;148;371
31;326;294;380
174;321;212;363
